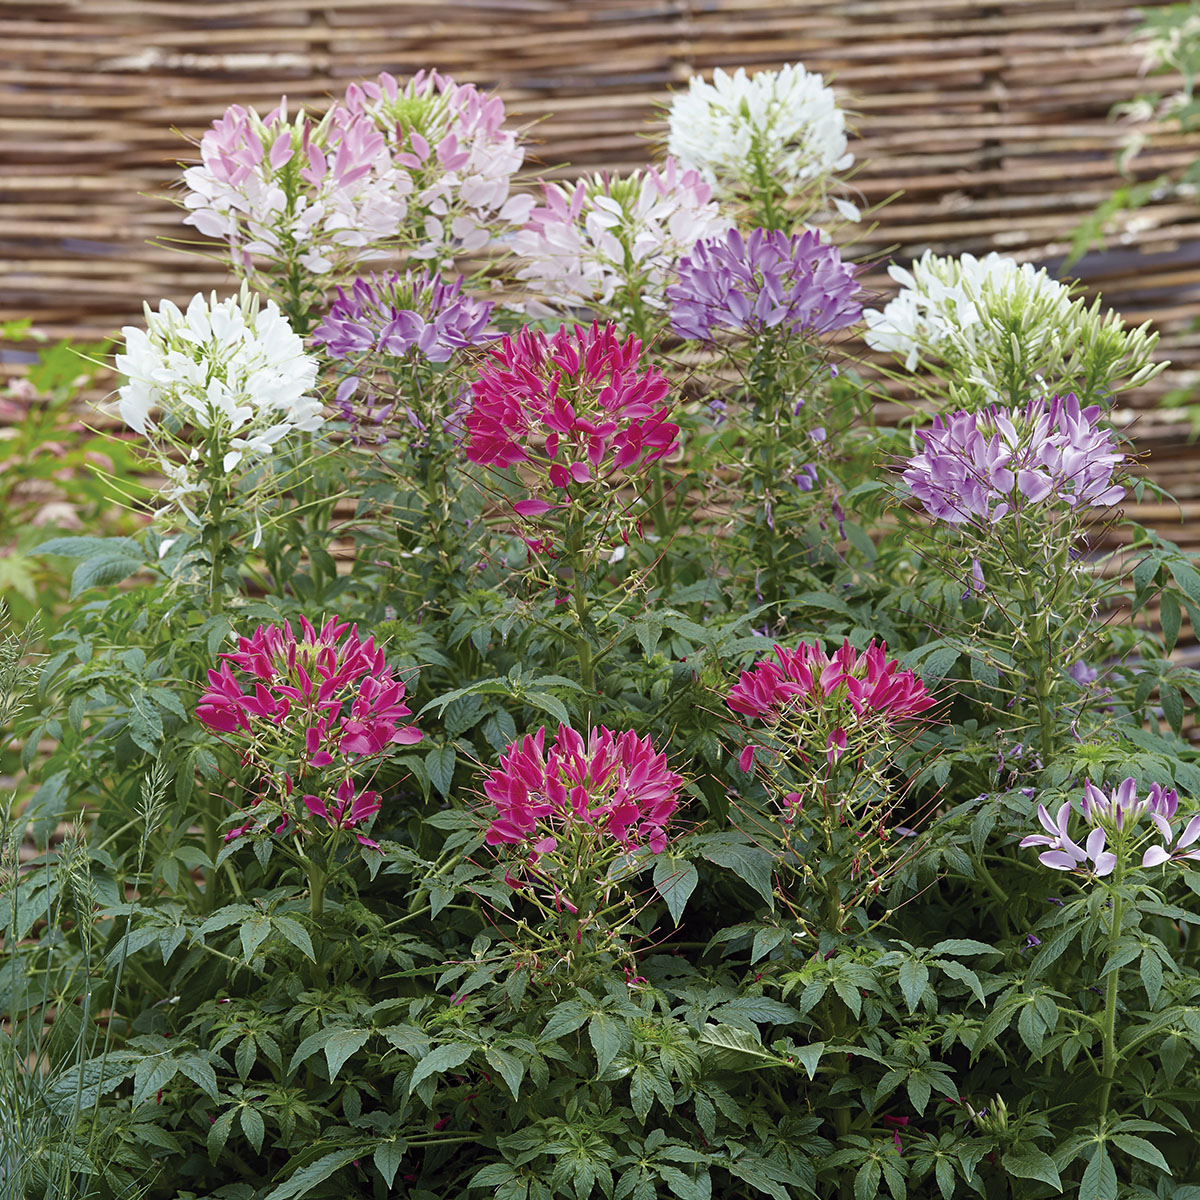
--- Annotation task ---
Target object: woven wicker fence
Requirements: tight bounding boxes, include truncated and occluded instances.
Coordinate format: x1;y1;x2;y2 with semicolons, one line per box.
4;1;1200;493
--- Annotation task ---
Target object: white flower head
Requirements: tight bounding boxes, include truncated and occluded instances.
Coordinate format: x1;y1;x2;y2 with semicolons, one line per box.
115;288;321;520
666;64;854;213
862;250;1160;403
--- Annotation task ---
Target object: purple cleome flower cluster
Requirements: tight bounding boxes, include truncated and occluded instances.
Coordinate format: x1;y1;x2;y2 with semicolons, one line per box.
903;393;1125;527
312;270;493;364
667;227;862;343
1022;777;1200;877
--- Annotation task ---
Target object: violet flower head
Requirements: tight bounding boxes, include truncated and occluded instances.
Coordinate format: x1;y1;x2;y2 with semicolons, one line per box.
313;270;493;364
1079;777;1177;833
1019;801;1117;877
903;394;1125;528
668;226;862;342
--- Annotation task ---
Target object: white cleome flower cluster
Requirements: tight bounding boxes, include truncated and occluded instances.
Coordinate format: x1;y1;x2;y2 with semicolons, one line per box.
863;251;1076;372
666;64;855;213
116;290;321;516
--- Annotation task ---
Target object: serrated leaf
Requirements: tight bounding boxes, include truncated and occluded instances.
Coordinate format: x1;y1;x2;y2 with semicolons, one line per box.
653;856;698;925
273;915;315;961
485;1046;525;1099
408;1042;472;1093
262;1147;366;1200
132;1056;178;1107
70;554;144;599
1001;1145;1061;1188
1112;1133;1170;1173
1079;1146;1117;1200
425;745;456;798
238;914;271;962
324;1028;371;1082
374;1139;408;1188
241;1105;266;1155
589;1013;622;1074
897;959;928;1013
698;837;774;907
177;1054;218;1101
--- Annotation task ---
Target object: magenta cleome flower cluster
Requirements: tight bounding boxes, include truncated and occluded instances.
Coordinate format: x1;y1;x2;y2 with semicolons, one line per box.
197;617;422;844
728;639;935;728
668;226;862;343
482;724;683;870
903;393;1125;528
463;322;678;517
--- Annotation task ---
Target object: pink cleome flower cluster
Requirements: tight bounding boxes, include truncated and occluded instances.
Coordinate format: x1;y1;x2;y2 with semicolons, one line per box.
482;725;683;869
182;71;529;287
462;322;678;517
727;639;936;727
196;617;422;843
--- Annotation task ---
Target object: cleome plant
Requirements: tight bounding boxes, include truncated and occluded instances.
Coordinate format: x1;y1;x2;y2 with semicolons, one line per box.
6;61;1200;1200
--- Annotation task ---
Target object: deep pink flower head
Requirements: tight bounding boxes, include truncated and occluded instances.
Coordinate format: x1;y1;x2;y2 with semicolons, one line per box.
196;617;421;839
902;394;1124;527
668;226;862;342
482;725;683;865
462;322;678;506
727;639;935;727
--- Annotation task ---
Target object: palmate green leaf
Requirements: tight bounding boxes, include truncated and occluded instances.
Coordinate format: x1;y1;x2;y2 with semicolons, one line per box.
132;1056;178;1107
695;834;774;907
240;914;272;961
485;1046;525;1099
273;915;315;961
241;1105;266;1155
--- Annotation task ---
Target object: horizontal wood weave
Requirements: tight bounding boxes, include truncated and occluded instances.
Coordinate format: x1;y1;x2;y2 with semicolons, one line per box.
3;1;1200;472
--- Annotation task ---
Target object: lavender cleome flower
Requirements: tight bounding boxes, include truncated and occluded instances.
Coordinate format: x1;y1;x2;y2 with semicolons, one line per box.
1068;660;1099;687
1020;800;1116;877
902;394;1124;528
667;226;862;343
312;269;494;364
1080;777;1177;832
794;464;819;492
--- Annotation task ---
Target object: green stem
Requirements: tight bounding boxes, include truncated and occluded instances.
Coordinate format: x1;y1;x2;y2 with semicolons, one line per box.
567;531;595;700
1098;873;1125;1119
308;858;328;985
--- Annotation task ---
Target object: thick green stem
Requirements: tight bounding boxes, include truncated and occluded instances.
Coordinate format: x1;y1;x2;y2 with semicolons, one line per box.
567;532;595;699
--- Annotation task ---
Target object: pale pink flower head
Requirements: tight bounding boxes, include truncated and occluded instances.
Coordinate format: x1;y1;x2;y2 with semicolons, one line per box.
462;321;678;513
512;158;728;324
727;639;936;728
483;725;683;870
182;96;411;288
343;70;531;261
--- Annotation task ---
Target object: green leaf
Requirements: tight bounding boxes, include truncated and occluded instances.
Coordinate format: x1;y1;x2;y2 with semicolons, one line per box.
409;1042;473;1093
177;1054;218;1101
653;856;698;925
930;939;996;957
920;646;958;684
132;1056;178;1107
241;1105;266;1155
524;691;570;724
240;915;272;962
790;1042;823;1079
1161;591;1183;653
698;836;774;906
485;1046;525;1099
70;553;144;599
589;1013;622;1074
324;1028;371;1081
1001;1145;1061;1188
373;1139;408;1188
1112;1133;1170;1173
898;959;929;1013
263;1147;366;1200
274;915;315;961
1079;1146;1117;1200
425;744;456;798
